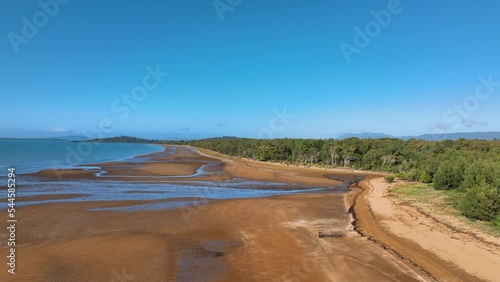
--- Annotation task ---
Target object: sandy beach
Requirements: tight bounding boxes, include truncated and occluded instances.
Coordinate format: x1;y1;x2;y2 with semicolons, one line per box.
0;145;495;281
357;178;500;282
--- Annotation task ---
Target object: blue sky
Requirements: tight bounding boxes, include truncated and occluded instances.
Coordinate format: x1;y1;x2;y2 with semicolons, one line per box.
1;0;500;139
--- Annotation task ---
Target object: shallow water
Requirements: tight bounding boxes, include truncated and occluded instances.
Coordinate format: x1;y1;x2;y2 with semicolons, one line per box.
7;177;340;211
4;144;348;212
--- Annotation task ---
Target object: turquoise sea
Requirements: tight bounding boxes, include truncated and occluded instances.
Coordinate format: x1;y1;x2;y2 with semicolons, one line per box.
0;139;164;176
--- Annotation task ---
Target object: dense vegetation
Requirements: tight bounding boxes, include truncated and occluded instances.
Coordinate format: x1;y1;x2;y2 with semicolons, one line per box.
177;137;500;226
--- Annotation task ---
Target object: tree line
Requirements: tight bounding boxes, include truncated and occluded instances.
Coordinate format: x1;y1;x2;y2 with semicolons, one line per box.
174;137;500;226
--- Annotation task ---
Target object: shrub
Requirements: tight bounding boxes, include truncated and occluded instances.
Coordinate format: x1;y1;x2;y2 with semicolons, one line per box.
433;160;465;190
492;214;500;230
458;183;500;221
384;175;395;183
395;169;418;181
460;161;500;192
419;170;433;183
395;172;405;179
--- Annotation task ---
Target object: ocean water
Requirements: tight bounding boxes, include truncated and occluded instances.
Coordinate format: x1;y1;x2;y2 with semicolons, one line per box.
0;139;164;176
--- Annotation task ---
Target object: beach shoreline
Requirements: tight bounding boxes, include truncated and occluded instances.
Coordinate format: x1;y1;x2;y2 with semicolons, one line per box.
0;145;494;281
355;177;500;282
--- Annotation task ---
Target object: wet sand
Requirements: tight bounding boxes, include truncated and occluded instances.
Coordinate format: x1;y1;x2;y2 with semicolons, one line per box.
1;194;431;281
0;145;476;281
33;146;346;187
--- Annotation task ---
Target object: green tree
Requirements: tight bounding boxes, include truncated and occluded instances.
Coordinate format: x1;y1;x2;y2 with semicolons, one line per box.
461;161;500;191
459;184;500;221
419;170;433;183
433;160;466;190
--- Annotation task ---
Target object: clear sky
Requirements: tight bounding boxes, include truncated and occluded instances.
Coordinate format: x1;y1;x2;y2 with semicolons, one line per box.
1;0;500;139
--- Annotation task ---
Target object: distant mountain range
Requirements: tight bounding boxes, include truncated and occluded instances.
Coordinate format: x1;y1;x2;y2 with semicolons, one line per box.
4;132;500;142
335;132;395;139
336;131;500;141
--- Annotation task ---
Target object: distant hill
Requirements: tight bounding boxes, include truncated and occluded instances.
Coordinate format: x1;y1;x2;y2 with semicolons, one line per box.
7;132;499;142
337;131;500;141
403;132;500;141
86;136;153;143
336;132;395;139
